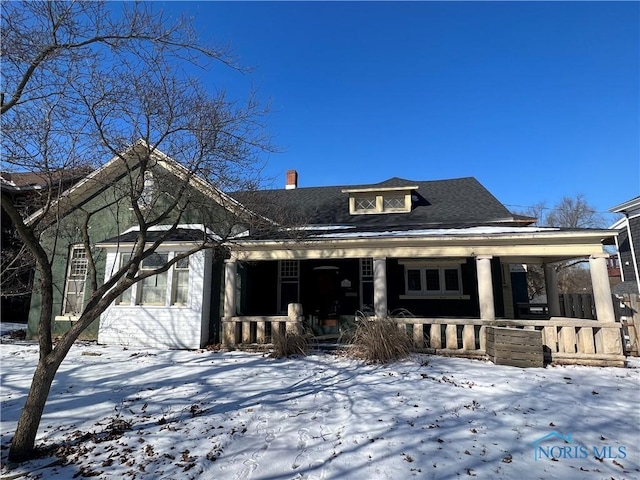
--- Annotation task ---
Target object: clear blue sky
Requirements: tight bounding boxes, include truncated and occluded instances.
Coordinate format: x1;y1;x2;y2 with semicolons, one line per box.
165;1;639;220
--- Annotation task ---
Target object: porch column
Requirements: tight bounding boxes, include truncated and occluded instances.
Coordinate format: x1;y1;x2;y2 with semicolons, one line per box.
223;259;237;318
476;255;495;321
373;257;388;318
543;263;561;317
589;254;615;323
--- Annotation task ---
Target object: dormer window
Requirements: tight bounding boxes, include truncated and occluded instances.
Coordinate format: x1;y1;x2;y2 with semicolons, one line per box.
383;195;405;210
343;185;417;215
355;196;376;212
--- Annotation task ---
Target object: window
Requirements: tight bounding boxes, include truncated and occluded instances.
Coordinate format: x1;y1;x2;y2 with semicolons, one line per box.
355;196;376;212
278;260;299;313
171;256;189;305
117;254;132;305
383;195;405;210
346;189;415;215
360;258;374;311
63;245;88;315
137;253;169;305
138;170;155;210
114;251;192;307
403;263;463;296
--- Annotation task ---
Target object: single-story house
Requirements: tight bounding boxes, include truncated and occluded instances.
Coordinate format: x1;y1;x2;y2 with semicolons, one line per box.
25;145;625;364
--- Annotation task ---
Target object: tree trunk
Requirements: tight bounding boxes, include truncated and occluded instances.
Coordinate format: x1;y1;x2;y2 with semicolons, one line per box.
8;348;67;462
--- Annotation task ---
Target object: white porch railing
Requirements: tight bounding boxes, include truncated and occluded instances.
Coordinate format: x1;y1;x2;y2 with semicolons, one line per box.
393;317;624;367
221;313;625;367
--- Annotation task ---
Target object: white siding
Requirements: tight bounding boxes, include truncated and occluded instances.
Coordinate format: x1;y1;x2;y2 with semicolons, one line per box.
99;249;211;349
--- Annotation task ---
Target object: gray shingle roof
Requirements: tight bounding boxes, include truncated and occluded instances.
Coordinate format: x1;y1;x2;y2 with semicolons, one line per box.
231;176;520;232
99;228;215;245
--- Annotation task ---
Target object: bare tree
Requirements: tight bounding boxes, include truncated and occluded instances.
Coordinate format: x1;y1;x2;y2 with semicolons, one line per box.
545;194;606;229
1;1;273;461
517;194;606;299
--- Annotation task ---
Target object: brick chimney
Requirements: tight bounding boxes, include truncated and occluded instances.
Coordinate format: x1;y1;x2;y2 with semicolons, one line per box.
286;169;298;190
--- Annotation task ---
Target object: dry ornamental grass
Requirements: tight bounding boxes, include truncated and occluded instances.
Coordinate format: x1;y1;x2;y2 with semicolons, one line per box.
348;316;412;363
270;330;309;358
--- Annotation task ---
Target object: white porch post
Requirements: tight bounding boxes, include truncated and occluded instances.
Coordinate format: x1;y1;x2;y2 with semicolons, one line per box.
223;259;237;318
373;257;388;318
476;255;495;321
544;263;561;317
589;253;622;355
589;254;615;323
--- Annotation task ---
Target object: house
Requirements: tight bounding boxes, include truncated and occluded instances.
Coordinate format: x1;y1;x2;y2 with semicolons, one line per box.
609;196;640;295
222;171;624;365
23;145;625;364
24;142;252;349
1;168;90;323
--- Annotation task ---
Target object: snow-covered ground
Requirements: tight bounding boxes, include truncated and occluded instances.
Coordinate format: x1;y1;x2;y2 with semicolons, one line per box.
1;336;639;479
0;323;26;336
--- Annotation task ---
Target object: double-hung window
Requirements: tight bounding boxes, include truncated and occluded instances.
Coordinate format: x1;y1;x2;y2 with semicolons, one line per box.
360;258;374;311
171;256;189;306
137;253;169;305
62;245;88;315
278;260;299;313
116;254;132;305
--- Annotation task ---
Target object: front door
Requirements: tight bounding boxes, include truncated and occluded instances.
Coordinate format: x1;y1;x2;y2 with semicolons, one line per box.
313;267;340;331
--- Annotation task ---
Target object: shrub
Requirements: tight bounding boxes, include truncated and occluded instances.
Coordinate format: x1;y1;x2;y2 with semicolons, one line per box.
348;316;412;363
271;330;309;358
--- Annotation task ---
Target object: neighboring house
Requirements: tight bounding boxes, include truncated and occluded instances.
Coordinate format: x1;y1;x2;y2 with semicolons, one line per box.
1;169;90;322
610;196;640;295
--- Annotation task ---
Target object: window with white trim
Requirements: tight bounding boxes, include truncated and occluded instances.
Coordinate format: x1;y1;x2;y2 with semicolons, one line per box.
137;253;169;305
278;260;299;313
114;251;192;307
62;245;88;315
171;256;189;306
402;261;463;296
360;258;374;311
116;254;132;305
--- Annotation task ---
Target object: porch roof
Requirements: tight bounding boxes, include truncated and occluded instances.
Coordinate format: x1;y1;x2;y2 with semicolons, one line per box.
229;225;615;264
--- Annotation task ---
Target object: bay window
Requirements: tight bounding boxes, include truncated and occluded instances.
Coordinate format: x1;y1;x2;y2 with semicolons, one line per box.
114;251;191;307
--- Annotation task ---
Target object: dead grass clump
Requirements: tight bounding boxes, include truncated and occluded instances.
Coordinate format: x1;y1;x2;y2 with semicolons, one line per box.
271;330;308;358
349;317;412;363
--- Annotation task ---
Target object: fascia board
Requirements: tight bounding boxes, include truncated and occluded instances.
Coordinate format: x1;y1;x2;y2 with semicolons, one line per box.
610;196;640;214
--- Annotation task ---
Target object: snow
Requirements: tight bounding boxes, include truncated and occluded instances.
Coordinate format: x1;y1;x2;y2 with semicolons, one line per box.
311;225;561;239
1;341;639;479
0;323;26;336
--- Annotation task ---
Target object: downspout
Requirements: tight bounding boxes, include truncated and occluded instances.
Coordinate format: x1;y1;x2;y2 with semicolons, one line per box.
614;232;625;282
625;216;640;293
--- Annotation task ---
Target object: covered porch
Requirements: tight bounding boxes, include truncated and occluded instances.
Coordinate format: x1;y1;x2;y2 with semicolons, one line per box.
221;227;624;366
